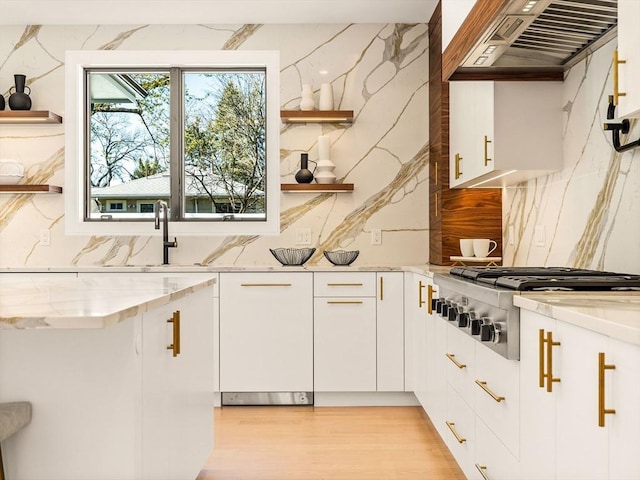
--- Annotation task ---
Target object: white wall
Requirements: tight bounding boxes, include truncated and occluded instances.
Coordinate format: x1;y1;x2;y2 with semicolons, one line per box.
0;24;429;267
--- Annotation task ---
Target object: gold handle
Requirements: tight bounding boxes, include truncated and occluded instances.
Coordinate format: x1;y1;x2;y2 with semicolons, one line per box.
613;50;627;105
455;153;463;179
166;310;180;357
446;353;467;369
475;380;505;403
445;421;466;444
427;284;434;314
546;331;561;393
241;283;292;287
475;464;489;480
483;136;492;166
539;329;546;388
434;161;439;186
435;192;439;218
418;281;426;307
327;300;363;305
598;352;616;427
327;283;363;287
379;276;384;301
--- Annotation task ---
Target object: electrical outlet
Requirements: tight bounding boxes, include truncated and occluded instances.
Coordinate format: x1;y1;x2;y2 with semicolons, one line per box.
39;229;50;246
296;228;312;246
534;225;545;247
371;229;382;245
508;225;515;246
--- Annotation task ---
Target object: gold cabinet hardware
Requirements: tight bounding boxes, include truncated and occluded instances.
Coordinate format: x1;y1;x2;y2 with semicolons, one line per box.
327;283;363;287
240;283;292;287
483;136;492;166
435;191;438;217
475;380;505;403
445;421;466;444
545;331;561;392
427;284;434;314
446;353;467;369
166;310;181;357
475;464;489;480
539;329;546;388
418;281;426;307
434;161;439;186
598;352;616;427
613;50;627;105
454;153;463;179
327;300;363;305
379;276;384;301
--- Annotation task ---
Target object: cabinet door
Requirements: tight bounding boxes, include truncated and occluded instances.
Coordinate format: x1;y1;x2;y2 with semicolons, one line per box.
554;321;609;480
426;309;448;437
314;297;377;391
519;310;555;480
376;272;404;391
617;0;640;117
473;81;495;179
404;274;431;401
449;81;477;188
219;272;313;392
608;337;640;480
141;287;215;480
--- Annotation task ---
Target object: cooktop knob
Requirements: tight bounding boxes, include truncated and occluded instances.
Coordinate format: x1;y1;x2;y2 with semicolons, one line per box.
493;322;506;344
480;322;495;342
435;299;444;314
457;311;470;328
441;301;451;318
471;316;485;336
448;304;460;322
431;298;439;312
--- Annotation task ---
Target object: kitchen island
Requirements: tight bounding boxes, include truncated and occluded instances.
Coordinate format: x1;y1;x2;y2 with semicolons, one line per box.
0;275;216;480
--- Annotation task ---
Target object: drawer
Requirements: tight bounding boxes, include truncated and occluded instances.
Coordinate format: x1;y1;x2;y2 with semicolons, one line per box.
445;324;476;406
444;384;476;478
474;344;520;457
313;272;376;297
474;417;521;480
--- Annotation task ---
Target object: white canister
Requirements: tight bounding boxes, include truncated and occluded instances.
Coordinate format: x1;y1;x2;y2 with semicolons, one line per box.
318;83;334;111
300;84;315;111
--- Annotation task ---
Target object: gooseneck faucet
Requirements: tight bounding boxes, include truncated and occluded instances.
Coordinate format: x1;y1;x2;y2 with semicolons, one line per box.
154;200;178;265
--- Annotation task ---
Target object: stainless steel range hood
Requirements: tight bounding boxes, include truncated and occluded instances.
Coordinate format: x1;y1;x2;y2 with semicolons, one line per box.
461;0;618;71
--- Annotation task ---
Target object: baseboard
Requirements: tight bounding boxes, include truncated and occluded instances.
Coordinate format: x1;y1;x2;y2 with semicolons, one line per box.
313;391;419;407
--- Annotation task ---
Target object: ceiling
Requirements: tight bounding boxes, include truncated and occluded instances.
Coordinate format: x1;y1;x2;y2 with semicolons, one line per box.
0;0;440;25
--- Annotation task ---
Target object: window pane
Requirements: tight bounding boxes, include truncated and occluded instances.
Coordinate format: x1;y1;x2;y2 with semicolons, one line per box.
183;70;266;221
87;71;170;219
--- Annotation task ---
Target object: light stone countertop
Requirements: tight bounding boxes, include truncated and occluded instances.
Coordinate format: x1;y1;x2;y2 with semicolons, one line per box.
514;292;640;346
0;275;216;329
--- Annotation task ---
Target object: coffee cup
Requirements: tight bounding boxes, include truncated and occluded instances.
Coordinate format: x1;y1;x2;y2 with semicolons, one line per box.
459;239;475;257
473;239;497;258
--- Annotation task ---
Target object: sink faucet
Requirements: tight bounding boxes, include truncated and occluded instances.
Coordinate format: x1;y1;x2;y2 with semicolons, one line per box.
154;200;177;265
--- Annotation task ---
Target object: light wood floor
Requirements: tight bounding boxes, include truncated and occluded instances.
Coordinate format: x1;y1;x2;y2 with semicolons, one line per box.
197;406;465;480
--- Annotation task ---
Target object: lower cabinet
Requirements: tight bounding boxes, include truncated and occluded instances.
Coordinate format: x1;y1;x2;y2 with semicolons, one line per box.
219;272;313;392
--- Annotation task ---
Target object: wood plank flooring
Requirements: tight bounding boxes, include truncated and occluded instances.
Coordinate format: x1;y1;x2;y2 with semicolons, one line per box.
197;406;465;480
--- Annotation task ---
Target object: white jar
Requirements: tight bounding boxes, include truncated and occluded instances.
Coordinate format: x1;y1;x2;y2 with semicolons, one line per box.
300;84;315;111
318;83;334;111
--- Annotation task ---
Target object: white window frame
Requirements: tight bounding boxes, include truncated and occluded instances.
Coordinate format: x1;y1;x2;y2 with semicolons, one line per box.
65;50;280;236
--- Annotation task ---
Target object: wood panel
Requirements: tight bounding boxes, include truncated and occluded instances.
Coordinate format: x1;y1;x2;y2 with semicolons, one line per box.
449;69;564;82
442;0;510;81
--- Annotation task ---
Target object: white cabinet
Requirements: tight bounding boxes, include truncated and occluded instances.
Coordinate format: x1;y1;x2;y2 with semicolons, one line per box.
141;288;214;480
616;0;640;118
520;310;640;480
449;81;563;188
376;272;405;391
219;272;313;392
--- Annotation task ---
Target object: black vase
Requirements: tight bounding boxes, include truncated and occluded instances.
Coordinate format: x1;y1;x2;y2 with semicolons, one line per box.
8;74;32;111
295;153;314;184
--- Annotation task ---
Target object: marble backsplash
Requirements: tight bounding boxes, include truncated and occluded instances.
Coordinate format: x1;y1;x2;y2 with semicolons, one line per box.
0;24;430;267
502;40;640;275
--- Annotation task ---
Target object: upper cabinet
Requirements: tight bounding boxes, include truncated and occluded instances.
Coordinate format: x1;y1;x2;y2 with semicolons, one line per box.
615;0;640;118
449;80;563;188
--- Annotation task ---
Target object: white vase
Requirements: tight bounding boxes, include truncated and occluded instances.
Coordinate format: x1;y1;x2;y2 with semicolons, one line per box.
300;84;315;111
314;159;336;184
318;83;334;111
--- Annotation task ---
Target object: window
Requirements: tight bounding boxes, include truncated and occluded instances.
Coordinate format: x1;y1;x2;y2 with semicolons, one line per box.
65;50;280;236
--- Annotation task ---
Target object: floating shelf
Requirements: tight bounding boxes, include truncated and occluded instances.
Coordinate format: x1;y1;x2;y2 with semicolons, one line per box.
0;111;63;124
280;110;353;123
0;184;63;193
281;183;354;193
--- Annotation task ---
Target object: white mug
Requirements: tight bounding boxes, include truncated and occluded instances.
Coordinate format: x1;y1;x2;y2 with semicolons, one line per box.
473;239;497;258
459;239;475;257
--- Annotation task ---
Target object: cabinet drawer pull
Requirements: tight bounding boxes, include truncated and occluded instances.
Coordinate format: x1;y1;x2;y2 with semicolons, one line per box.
418;281;426;307
446;353;466;369
598;352;616;427
240;283;292;287
327;300;363;305
545;330;561;392
454;153;463;179
613;50;627;105
166;310;181;357
445;421;466;444
379;276;384;301
326;283;363;287
427;284;434;314
539;329;545;388
475;464;489;480
483;135;492;166
475;380;505;403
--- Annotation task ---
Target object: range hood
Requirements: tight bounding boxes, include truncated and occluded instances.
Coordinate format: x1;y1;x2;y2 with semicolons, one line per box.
460;0;618;71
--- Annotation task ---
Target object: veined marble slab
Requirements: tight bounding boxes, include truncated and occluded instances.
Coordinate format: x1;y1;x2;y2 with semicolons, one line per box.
0;276;216;329
515;292;640;345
